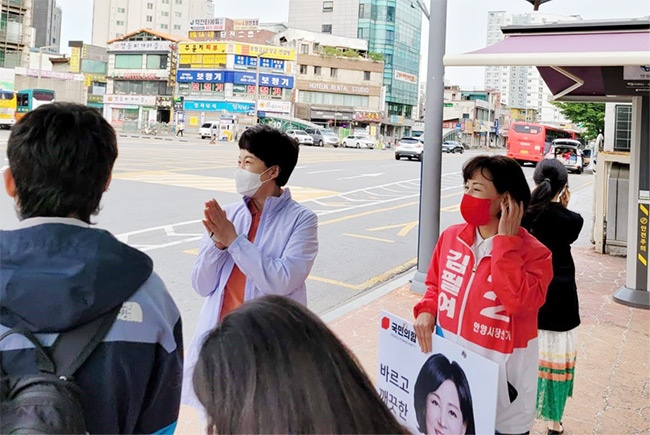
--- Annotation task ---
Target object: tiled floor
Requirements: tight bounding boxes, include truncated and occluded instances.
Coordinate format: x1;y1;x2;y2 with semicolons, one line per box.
177;246;649;434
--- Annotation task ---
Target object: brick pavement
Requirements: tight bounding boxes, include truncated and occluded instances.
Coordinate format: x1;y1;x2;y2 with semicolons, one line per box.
177;246;649;434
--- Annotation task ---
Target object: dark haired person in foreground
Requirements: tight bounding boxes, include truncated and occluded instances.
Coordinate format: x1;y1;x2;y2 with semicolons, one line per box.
193;295;407;434
414;353;476;435
0;103;183;433
182;124;319;409
413;155;553;434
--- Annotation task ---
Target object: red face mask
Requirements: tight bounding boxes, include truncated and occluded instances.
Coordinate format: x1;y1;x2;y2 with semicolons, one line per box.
460;194;494;226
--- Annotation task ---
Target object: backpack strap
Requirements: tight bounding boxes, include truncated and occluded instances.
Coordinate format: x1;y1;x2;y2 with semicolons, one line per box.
0;328;56;376
51;304;123;378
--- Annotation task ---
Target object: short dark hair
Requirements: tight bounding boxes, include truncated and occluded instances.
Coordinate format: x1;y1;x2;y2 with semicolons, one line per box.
238;125;298;187
524;158;568;225
7;103;117;223
414;353;476;435
462;155;531;208
193;295;407;434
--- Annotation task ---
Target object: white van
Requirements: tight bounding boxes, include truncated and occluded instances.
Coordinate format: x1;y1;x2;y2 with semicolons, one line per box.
198;121;219;139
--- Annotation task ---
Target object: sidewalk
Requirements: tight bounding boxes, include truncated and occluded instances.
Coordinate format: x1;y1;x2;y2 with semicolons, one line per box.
177;246;649;434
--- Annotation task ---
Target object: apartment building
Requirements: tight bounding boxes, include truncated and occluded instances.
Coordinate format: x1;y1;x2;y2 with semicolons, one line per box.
0;0;34;68
485;10;580;124
91;0;214;46
32;0;61;53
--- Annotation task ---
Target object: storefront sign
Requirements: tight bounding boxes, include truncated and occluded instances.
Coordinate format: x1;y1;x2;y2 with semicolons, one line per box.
111;71;167;80
103;94;156;105
156;96;172;107
179;42;295;61
394;70;417;84
70;47;81;73
354;111;382;122
257;100;291;114
233;18;259;31
304;81;372;95
176;69;225;83
183;100;255;114
189;17;226;31
15;67;84;81
86;94;104;104
234;55;285;70
109;41;172;52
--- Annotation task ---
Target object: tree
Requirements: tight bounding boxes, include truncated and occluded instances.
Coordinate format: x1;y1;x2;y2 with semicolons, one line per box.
523;0;554;11
551;102;605;141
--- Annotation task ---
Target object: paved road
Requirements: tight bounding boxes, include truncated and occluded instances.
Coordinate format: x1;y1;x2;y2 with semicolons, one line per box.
0;130;595;341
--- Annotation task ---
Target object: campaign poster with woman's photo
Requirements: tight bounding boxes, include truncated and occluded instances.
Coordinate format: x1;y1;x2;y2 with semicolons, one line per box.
377;311;499;435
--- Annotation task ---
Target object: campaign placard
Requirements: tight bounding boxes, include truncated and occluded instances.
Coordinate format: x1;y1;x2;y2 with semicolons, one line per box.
377;311;499;434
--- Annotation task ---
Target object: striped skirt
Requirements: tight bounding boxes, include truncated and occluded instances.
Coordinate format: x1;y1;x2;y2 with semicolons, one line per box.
536;328;577;422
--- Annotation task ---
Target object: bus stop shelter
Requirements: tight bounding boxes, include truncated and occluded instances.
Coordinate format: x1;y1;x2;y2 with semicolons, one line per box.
444;19;650;308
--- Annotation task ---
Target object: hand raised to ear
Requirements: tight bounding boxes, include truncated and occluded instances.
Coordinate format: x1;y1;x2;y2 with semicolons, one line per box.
498;194;523;236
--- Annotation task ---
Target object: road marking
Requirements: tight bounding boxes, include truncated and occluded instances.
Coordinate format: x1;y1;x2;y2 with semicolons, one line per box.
183;248;199;255
307;169;343;174
368;221;418;237
307;257;417;291
338;173;384;180
343;233;394;243
442;204;460;212
320;201;419;226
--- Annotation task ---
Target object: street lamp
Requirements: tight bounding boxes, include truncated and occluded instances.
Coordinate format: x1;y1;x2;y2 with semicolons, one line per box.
36;45;58;89
411;0;447;294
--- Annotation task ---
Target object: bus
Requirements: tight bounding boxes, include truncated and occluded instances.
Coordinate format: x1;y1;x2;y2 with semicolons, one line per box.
15;89;55;121
0;89;16;129
507;122;573;164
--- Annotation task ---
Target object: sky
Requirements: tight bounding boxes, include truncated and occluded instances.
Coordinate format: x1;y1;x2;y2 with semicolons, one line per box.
57;0;649;88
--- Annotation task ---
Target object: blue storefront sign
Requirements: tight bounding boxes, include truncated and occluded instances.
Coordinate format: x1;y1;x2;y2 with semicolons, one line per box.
258;73;293;89
176;69;224;83
183;100;255;113
234;55;285;70
231;71;257;85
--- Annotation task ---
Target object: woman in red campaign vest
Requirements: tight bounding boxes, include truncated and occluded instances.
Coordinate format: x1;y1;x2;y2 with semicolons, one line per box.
413;155;553;435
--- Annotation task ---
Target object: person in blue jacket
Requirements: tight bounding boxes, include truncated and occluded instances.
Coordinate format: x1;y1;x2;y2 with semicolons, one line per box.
0;103;183;434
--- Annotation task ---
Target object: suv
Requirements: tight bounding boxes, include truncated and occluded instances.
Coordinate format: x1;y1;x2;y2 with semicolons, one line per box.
304;127;339;147
395;137;424;160
285;129;314;145
545;139;585;174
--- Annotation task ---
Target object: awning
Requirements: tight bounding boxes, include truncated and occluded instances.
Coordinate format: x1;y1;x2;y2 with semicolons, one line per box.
444;31;650;67
443;21;650;101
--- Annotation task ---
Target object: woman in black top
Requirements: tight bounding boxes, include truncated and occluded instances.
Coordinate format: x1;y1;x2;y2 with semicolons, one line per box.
523;159;583;435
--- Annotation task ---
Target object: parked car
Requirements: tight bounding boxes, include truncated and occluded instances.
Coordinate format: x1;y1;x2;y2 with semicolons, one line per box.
286;129;314;145
545;139;584;174
342;135;375;149
304;127;339;147
395;137;424;161
199;121;219;139
441;140;465;154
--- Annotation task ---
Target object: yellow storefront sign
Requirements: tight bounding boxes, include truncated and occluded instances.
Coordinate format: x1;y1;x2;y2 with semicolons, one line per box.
70;47;80;73
178;42;295;60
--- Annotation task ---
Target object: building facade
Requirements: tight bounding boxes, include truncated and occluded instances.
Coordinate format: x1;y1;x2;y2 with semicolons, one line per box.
1;0;34;68
68;40;108;110
443;86;505;147
485;10;580;124
188;17;278;45
32;0;61;53
273;28;383;137
175;40;295;135
103;29;184;130
91;0;214;46
288;0;421;138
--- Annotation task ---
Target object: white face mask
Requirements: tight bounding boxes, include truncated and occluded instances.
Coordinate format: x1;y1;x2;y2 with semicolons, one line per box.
235;167;273;197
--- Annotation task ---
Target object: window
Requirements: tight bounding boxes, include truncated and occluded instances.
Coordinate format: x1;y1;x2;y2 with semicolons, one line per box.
114;80;170;95
357;27;368;39
146;16;153;22
323;1;333;11
386;5;395;22
116;20;125;26
300;44;309;54
364;71;371;80
161;11;169;16
299;64;308;74
162;0;169;3
81;59;107;74
117;7;125;13
359;3;370;18
614;105;632;151
330;67;337;78
115;54;143;69
321;24;332;34
173;24;181;30
160;24;168;29
175;12;182;17
314;66;322;75
147;3;153;9
175;0;182;3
